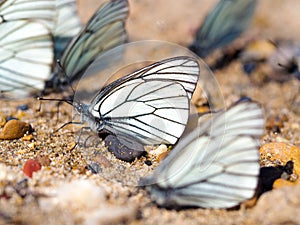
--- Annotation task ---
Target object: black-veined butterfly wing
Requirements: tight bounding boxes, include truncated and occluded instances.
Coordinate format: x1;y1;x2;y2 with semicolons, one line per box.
54;0;82;58
90;80;190;145
73;56;200;146
0;0;55;97
0;0;55;28
92;56;200;101
141;100;265;208
190;0;257;58
58;0;129;83
0;20;54;97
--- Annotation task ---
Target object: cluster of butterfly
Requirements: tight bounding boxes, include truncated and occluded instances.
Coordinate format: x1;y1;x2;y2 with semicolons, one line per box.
0;0;128;96
0;0;265;209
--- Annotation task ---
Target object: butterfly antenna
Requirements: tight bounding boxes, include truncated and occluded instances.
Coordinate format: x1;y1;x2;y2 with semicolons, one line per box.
37;96;73;106
56;59;76;95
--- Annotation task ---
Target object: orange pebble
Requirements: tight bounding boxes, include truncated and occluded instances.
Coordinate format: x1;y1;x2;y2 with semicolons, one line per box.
23;159;41;178
273;178;295;189
22;134;34;141
0;120;32;140
0;114;6;127
260;143;300;165
157;151;169;162
260;142;300;185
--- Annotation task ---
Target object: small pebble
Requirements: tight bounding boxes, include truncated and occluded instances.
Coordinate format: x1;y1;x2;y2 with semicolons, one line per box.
148;144;168;157
17;104;28;111
67;142;77;150
87;163;102;174
0;114;6;127
144;159;152;166
6;117;18;121
157;151;169;162
22;134;34;141
15;110;27;119
23;159;41;178
94;154;112;168
260;142;300;184
0;120;33;140
105;134;145;162
36;155;51;166
266;114;288;132
273;178;296;189
28;142;35;149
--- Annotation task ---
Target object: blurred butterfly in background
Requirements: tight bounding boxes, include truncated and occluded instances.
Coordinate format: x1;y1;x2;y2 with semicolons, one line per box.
241;39;300;81
189;0;257;58
140;99;265;209
54;0;82;58
55;56;200;160
0;0;55;95
0;0;129;97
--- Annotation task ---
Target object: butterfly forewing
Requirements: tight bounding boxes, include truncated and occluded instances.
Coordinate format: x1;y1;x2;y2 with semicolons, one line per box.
0;20;53;96
60;0;129;81
141;100;264;208
90;80;190;145
92;56;200;103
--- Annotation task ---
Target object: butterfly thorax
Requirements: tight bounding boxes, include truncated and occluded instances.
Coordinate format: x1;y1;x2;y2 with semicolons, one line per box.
72;101;104;134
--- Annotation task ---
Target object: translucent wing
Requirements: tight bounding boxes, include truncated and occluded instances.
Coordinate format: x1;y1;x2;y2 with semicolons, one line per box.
73;56;200;146
90;80;190;145
0;0;55;29
141;100;265;208
54;0;82;58
92;56;200;101
58;0;129;82
190;0;257;58
0;20;54;97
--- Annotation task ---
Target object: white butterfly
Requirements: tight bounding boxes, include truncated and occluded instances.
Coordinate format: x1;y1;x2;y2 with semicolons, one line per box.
0;0;55;95
190;0;257;58
69;56;200;146
52;0;128;89
54;0;82;58
140;99;265;209
0;0;128;97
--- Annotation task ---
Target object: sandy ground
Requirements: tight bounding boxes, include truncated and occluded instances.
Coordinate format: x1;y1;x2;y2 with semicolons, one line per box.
1;0;300;224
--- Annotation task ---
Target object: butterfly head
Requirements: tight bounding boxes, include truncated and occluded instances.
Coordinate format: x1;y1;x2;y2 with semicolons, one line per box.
72;100;103;133
72;101;88;115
